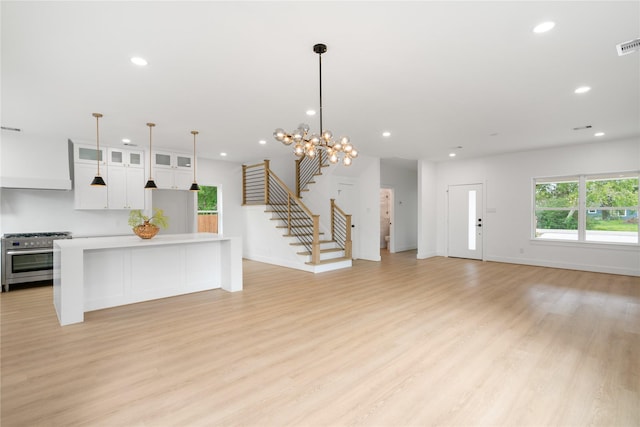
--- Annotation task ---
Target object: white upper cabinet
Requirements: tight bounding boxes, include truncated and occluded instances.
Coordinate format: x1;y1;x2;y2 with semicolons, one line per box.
73;162;108;210
107;148;145;209
153;151;193;190
108;148;144;169
75;144;106;165
73;144;146;210
73;144;108;209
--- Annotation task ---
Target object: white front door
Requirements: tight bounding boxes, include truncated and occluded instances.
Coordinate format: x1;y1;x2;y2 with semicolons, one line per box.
448;184;483;260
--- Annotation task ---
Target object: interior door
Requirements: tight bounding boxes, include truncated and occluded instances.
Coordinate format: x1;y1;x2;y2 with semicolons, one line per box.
448;184;483;260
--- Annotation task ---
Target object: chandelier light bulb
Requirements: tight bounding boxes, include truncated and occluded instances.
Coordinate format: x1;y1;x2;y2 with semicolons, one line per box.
350;149;358;158
274;128;285;141
343;156;352;166
329;153;339;163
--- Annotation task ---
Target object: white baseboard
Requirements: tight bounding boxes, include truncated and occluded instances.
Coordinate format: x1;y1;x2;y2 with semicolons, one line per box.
486;255;640;277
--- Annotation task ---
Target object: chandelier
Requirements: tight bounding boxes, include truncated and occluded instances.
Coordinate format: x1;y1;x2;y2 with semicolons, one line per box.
273;43;358;166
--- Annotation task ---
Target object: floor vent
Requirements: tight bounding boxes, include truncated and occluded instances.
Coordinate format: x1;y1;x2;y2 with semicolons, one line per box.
616;38;640;56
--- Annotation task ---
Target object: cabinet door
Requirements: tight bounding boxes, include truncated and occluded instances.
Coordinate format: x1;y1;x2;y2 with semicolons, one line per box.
173;170;193;191
154;168;174;189
175;154;193;170
74;163;108;209
107;165;127;209
108;148;125;166
126;167;146;209
76;145;106;165
127;150;144;168
154;152;173;169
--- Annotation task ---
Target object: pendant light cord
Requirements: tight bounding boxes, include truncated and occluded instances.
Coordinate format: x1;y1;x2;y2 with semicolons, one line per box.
148;124;153;179
95;115;100;175
318;51;323;135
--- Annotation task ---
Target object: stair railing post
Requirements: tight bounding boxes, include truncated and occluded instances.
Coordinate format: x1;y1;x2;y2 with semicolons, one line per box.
345;214;352;259
242;164;247;205
312;215;320;265
317;151;322;175
295;158;302;198
264;159;270;204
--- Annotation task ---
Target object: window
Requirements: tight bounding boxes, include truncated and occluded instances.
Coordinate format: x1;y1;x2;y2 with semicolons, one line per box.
534;172;639;244
197;185;218;233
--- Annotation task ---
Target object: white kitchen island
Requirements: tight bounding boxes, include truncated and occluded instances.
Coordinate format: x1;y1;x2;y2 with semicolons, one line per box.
53;233;242;326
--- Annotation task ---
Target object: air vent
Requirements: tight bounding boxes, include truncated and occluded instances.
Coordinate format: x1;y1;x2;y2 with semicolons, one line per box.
573;125;592;131
1;126;22;132
616;38;640;56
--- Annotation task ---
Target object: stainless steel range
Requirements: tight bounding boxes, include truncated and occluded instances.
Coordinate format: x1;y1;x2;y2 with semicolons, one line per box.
1;232;72;292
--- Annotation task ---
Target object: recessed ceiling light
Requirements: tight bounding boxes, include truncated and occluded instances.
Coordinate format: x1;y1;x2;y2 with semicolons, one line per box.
533;21;555;33
220;152;227;157
259;140;267;145
130;57;148;66
306;110;316;116
449;153;456;157
574;86;591;94
382;131;391;137
122;138;131;143
594;132;605;137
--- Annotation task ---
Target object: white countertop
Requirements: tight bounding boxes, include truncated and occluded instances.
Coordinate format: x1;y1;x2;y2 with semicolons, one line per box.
55;233;233;250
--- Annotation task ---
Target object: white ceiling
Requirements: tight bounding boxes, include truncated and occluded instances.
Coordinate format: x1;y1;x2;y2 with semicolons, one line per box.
2;1;639;165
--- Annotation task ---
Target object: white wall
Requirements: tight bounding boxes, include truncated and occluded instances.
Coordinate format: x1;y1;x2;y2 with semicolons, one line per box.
380;159;418;252
417;160;437;259
424;138;640;276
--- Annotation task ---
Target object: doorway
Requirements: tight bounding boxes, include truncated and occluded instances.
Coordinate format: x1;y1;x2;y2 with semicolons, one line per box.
448;183;483;260
380;188;394;252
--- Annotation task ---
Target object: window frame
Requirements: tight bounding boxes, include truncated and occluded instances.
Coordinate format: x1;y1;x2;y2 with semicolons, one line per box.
532;171;639;246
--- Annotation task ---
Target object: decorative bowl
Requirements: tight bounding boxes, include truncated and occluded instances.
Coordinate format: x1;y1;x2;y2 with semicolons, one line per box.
133;223;160;239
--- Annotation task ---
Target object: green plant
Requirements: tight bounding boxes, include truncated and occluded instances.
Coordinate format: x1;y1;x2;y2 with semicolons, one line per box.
128;208;169;229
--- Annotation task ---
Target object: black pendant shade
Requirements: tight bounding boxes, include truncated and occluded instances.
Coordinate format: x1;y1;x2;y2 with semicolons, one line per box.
144;179;158;189
91;175;106;186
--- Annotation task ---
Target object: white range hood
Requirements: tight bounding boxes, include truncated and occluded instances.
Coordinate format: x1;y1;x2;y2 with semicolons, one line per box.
0;132;72;190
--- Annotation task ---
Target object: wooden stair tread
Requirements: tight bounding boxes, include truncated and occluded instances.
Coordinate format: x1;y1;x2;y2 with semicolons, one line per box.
296;247;343;256
305;256;351;266
270;217;308;221
289;240;333;246
283;232;324;237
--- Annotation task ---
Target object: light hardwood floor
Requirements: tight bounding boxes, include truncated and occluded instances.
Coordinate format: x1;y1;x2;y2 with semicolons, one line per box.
1;252;639;426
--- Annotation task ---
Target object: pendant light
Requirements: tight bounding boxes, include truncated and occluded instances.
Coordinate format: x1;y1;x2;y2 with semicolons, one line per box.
189;130;200;192
273;43;358;166
144;122;158;189
90;113;106;186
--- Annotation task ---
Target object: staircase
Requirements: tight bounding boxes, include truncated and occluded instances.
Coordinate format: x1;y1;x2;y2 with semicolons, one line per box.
295;150;329;197
243;160;352;273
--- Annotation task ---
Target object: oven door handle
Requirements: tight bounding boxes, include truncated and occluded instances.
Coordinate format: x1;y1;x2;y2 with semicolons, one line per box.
6;249;54;255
